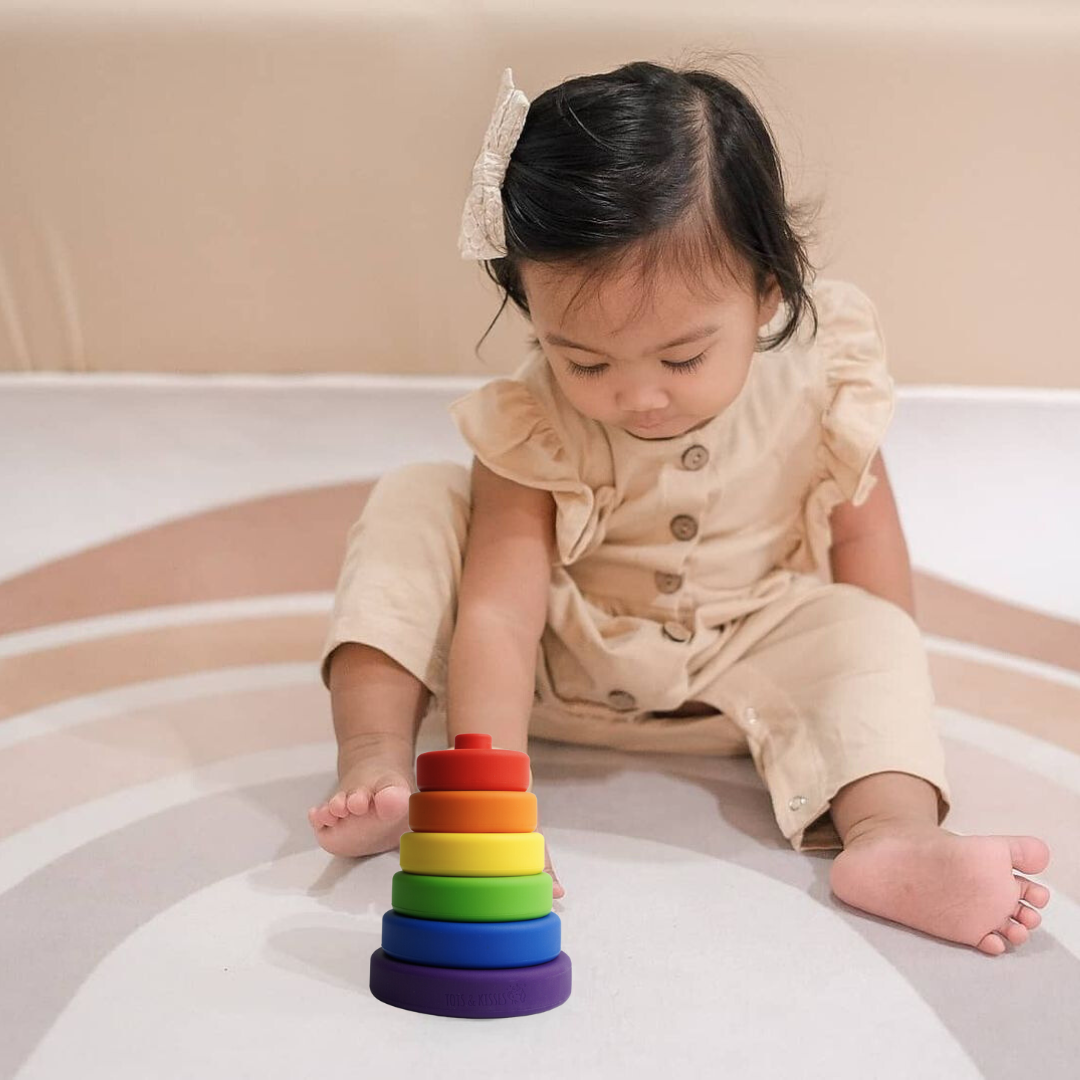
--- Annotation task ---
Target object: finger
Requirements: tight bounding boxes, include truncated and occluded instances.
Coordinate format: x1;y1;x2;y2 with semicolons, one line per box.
541;831;565;894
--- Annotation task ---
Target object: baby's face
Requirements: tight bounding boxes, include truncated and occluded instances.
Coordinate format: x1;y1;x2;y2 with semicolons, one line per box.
520;254;780;440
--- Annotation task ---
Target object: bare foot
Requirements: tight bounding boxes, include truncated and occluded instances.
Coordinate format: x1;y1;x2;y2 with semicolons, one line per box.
308;734;415;858
310;736;567;901
830;821;1051;955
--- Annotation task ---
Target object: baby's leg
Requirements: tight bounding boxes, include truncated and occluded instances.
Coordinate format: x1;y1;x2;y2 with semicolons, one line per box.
828;770;1050;956
308;642;429;858
819;596;1051;954
712;581;1050;955
309;462;470;858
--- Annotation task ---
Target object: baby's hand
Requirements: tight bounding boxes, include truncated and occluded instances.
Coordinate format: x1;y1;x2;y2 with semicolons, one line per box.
537;812;565;899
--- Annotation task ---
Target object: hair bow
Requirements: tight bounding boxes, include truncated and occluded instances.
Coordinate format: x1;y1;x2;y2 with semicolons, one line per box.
458;67;530;260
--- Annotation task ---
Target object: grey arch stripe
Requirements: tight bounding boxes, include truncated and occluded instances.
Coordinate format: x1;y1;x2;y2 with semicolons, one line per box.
0;754;1075;1077
0;777;316;1077
533;744;1078;1079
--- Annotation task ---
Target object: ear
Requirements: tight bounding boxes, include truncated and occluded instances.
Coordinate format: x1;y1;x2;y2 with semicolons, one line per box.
758;275;781;327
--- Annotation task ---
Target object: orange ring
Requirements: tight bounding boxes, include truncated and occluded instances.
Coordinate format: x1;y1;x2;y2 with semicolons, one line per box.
409;790;537;833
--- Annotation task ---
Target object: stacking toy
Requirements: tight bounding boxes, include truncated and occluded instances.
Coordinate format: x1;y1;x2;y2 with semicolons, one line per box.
369;733;572;1017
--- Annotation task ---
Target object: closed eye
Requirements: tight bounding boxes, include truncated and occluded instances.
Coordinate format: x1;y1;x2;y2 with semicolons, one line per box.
566;351;708;379
664;352;706;374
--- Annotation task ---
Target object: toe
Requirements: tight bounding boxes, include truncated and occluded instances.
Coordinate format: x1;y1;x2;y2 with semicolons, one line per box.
327;792;349;818
976;931;1007;956
372;782;411;820
997;918;1029;947
1013;903;1042;930
315;804;338;828
1016;876;1051;909
345;788;370;815
1007;836;1050;876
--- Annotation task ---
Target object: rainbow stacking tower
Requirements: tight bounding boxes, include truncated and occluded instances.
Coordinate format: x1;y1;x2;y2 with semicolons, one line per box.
369;733;572;1018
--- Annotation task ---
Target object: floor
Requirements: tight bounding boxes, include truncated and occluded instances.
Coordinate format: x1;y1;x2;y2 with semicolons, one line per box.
1;373;1078;1078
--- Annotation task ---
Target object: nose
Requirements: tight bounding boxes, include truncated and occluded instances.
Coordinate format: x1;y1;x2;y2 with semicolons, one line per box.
616;377;669;414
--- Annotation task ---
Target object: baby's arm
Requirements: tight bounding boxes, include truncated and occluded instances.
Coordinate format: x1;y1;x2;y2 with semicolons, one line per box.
828;451;916;619
445;457;557;758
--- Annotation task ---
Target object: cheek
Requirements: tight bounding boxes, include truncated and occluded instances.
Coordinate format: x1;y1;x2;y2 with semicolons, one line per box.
565;380;608;413
551;363;600;399
724;360;753;401
550;368;596;410
696;361;748;407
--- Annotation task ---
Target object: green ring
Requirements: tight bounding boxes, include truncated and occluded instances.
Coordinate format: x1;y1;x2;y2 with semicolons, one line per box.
391;871;553;922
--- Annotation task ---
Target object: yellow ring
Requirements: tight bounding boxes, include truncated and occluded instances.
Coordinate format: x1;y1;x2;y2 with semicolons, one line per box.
399;831;544;876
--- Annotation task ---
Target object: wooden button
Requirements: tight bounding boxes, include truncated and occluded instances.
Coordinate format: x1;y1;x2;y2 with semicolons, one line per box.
655;571;683;594
681;445;709;470
670;514;698;541
607;689;637;711
662;621;692;643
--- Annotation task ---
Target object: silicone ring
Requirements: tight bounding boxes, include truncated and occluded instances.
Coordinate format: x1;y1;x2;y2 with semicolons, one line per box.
381;909;561;969
370;948;572;1018
409;790;537;833
391;871;552;922
416;733;530;792
399;831;544;876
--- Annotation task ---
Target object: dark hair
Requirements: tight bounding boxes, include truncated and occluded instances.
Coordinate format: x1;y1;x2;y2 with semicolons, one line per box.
471;52;821;359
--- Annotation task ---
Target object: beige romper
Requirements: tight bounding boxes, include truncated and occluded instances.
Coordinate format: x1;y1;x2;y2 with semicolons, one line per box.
319;277;952;851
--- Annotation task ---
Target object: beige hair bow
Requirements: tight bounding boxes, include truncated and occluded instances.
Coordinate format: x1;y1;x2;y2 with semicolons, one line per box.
458;67;530;260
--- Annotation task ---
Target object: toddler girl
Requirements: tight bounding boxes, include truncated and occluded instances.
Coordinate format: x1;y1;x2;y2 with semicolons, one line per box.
308;60;1050;955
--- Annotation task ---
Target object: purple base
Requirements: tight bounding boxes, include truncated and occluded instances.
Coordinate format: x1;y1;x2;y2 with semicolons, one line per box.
369;948;572;1018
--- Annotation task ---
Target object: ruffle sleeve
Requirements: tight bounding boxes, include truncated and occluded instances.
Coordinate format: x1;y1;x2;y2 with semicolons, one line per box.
789;279;896;579
448;377;611;565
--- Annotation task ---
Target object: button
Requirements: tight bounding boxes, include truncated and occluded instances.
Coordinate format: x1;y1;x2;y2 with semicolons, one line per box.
745;707;758;725
662;621;692;643
608;689;637;711
681;445;709;471
655;571;683;594
670;514;698;541
788;795;808;811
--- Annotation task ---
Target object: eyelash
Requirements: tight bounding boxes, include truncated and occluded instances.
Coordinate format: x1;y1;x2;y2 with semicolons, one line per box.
566;352;707;379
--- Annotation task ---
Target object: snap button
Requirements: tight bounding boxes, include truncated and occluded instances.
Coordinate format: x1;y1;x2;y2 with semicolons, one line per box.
745;707;758;725
654;570;683;594
608;689;637;711
681;444;709;471
788;795;808;811
670;514;698;541
661;621;692;643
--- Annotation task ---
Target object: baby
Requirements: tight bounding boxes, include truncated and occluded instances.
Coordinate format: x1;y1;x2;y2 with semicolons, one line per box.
308;60;1050;955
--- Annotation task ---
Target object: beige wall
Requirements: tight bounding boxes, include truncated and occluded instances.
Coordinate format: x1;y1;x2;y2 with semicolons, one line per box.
0;2;1077;384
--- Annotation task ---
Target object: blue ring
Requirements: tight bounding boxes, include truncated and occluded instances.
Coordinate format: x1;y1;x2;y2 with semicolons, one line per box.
381;909;561;969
